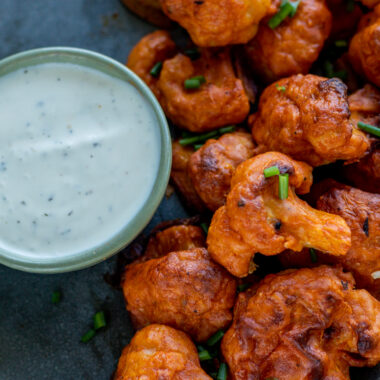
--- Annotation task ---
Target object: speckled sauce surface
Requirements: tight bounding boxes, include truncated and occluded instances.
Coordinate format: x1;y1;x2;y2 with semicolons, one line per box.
0;62;160;259
0;1;379;380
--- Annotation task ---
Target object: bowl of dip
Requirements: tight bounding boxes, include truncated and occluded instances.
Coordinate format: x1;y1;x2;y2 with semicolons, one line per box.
0;47;171;273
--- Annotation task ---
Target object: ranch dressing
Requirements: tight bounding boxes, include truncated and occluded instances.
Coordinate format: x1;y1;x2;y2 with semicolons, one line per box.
0;62;160;259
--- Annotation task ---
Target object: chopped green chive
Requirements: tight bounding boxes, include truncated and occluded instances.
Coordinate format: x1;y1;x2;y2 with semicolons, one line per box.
150;62;163;78
324;61;347;80
275;84;286;92
324;61;334;78
237;283;250;293
278;173;289;200
179;131;219;146
181;130;193;138
264;166;280;178
333;70;347;80
200;222;209;234
184;48;200;60
309;248;318;263
179;125;236;146
268;0;301;29
334;40;348;47
207;330;224;346
217;363;228;380
81;329;96;343
198;350;212;361
218;125;236;134
358;121;380;138
51;290;61;304
184;75;206;90
193;143;204;150
94;311;106;330
346;0;354;12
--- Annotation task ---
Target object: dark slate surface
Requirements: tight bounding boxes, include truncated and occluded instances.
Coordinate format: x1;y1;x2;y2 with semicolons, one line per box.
0;1;379;379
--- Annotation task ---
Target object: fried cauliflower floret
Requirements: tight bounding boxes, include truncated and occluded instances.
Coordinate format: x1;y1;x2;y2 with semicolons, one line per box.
160;0;271;47
114;324;211;380
349;5;380;88
121;0;172;28
188;131;255;211
142;225;206;262
157;49;250;132
171;141;207;212
127;30;177;100
250;74;370;167
281;181;380;299
122;248;237;342
244;0;331;83
222;266;380;380
207;152;351;277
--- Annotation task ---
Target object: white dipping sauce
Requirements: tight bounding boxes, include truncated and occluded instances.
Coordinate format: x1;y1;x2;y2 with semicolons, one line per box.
0;63;160;259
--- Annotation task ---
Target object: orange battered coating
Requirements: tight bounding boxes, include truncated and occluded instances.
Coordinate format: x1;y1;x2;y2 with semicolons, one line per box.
207;152;351;277
343;85;380;193
244;0;331;83
188;131;255;211
349;5;380;87
122;248;237;341
160;0;271;47
250;74;370;167
141;225;205;262
281;182;380;299
114;324;211;380
222;266;380;380
171;141;206;212
157;49;250;132
127;30;177;100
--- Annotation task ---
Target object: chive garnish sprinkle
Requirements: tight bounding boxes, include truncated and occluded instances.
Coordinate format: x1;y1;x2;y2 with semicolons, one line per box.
94;311;106;330
278;173;289;200
81;329;96;343
207;330;224;346
268;0;301;29
264;166;280;178
150;62;163;78
357;121;380;138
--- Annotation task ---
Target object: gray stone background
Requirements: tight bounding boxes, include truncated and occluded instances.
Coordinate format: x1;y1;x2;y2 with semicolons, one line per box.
0;1;378;379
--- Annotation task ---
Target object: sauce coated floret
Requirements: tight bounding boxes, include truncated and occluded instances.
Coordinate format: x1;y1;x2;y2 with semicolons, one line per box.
188;131;255;211
280;181;380;300
250;74;370;166
244;0;332;83
349;5;380;88
207;152;351;278
221;266;380;380
157;48;250;132
114;324;212;379
160;0;272;47
122;248;237;341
